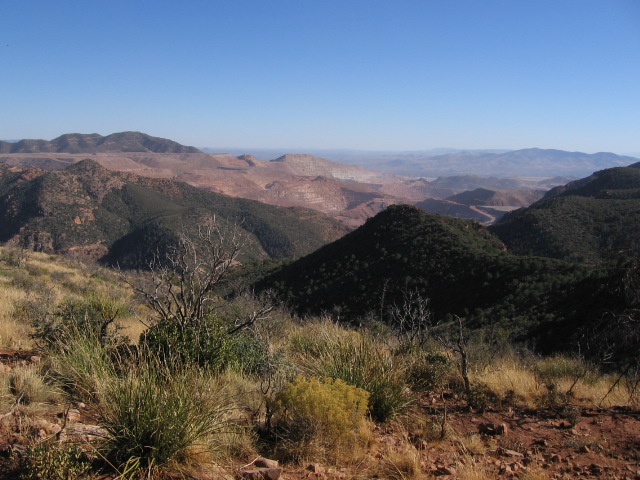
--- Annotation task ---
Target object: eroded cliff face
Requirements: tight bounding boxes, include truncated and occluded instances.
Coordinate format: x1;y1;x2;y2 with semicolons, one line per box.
271;154;387;182
0;151;436;226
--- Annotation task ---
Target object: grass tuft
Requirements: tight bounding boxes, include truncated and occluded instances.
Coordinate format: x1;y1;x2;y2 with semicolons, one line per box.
98;360;230;478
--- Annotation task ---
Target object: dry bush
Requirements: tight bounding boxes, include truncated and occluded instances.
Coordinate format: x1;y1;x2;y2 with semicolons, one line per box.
270;376;371;463
379;445;422;480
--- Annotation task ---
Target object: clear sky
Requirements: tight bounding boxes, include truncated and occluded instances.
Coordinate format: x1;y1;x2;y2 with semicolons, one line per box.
1;0;639;153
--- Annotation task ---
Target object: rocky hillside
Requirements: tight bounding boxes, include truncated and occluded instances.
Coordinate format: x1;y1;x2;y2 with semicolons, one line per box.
448;188;545;207
0;160;349;266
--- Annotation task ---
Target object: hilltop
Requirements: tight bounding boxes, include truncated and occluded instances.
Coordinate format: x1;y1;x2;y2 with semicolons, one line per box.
0;160;348;266
257;204;631;361
0;131;200;154
490;164;640;262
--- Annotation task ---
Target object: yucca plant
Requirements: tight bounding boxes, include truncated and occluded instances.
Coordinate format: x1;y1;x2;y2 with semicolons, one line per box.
98;359;230;479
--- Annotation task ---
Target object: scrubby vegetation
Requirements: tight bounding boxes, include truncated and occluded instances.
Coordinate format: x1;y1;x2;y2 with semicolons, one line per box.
257;204;636;365
0;214;639;479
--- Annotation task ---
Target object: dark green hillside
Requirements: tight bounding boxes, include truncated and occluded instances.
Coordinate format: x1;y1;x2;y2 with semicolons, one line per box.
259;206;615;342
259;205;505;321
544;164;640;199
490;165;640;262
0;160;349;266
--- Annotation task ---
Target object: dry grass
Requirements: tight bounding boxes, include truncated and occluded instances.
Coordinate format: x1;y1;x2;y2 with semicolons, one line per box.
117;312;148;345
454;433;487;456
0;247;136;350
287;317;364;358
379;443;422;480
456;456;493;480
473;356;633;408
0;285;31;348
9;365;56;405
519;468;551;480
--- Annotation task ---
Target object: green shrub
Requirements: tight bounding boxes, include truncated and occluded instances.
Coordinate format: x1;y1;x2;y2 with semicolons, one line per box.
31;293;128;352
17;441;90;480
407;352;453;393
99;361;229;479
536;383;566;410
141;314;271;374
466;383;499;412
140;314;236;370
271;376;370;462
13;289;55;327
230;332;271;375
536;383;579;424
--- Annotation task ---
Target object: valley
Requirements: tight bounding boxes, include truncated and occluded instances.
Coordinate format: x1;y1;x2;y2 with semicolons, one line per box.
1;132;608;228
1;132;639;479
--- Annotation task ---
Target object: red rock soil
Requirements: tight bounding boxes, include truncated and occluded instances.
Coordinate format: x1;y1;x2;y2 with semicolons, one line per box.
278;395;640;480
0;350;638;479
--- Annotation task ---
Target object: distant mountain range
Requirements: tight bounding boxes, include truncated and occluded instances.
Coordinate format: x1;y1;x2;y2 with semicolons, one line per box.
1;132;536;226
0;131;200;154
216;147;637;178
4;132;635;227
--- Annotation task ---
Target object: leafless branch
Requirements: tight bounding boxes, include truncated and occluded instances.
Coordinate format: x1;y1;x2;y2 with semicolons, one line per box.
118;216;248;328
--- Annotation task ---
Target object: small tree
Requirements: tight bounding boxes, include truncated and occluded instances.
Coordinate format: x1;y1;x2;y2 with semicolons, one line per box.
387;287;433;348
119;217;273;367
121;218;246;330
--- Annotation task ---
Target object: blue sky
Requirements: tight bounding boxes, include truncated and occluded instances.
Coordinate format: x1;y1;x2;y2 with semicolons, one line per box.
1;0;639;153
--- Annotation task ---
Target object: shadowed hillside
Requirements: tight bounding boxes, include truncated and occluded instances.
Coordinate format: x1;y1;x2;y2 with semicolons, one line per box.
257;205;630;359
490;164;640;263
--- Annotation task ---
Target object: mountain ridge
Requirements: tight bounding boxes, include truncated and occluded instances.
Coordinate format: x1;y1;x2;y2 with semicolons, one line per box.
0;131;201;154
0;159;349;266
489;164;640;262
